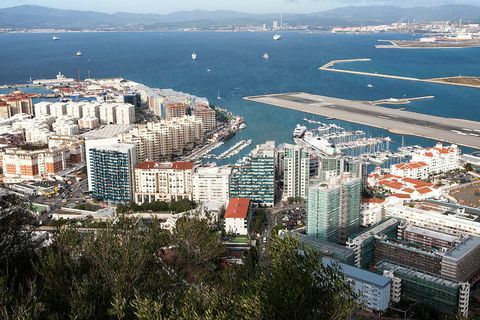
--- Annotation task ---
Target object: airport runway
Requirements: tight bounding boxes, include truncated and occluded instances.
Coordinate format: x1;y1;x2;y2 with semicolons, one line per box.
244;92;480;150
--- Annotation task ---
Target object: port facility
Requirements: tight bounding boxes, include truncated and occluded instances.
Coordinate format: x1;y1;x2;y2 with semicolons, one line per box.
244;92;480;150
320;59;480;89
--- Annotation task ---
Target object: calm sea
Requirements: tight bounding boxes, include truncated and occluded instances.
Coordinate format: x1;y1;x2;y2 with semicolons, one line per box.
1;31;479;162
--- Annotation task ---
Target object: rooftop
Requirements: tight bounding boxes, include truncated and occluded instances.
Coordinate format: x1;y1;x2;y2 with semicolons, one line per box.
376;260;461;289
82;124;133;139
323;257;391;288
136;161;193;170
444;236;480;261
225;198;250;219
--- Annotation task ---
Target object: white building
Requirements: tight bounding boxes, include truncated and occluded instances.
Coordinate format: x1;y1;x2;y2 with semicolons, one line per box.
34;101;51;116
99;103;117;125
283;144;309;201
78;116;99;130
48;102;67;118
52;117;79;136
134;161;194;204
391;143;460;179
224;198;252;235
115;103;135;125
386;201;480;237
323;257;391;312
192;166;231;204
66;102;84;120
82;103;100;119
412;143;461;174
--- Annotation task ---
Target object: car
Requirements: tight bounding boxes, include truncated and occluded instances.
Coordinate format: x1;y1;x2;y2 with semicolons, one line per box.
262;237;267;243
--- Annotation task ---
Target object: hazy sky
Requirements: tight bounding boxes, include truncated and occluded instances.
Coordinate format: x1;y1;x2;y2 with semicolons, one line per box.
1;0;479;13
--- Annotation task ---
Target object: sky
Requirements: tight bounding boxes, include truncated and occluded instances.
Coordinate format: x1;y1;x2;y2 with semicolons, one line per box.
0;0;479;13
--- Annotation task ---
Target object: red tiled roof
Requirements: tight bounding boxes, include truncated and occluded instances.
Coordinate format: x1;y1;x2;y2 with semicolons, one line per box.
136;161;193;170
172;161;193;170
401;188;415;194
362;198;385;204
136;161;158;169
390;194;411;199
379;180;404;190
395;162;428;170
225;198;250;219
417;187;433;195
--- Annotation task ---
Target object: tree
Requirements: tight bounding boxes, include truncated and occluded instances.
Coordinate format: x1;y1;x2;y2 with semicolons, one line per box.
464;163;473;172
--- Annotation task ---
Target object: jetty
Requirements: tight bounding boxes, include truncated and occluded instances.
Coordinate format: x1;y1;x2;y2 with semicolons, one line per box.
244;92;480;150
319;59;480;89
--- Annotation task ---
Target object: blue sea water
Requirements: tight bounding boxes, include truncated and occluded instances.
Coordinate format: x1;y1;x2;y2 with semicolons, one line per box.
1;31;479;163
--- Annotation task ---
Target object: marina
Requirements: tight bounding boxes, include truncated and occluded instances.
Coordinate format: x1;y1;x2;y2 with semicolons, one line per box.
244;92;480;150
216;139;252;159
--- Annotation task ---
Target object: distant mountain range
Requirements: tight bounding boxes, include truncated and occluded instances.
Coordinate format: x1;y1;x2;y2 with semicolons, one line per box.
1;4;480;29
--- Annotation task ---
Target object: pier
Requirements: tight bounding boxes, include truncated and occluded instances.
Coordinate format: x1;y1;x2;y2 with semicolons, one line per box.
244;92;480;150
319;59;480;89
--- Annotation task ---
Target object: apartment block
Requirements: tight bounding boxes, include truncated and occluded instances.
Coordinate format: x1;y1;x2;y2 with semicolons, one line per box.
134;161;193;204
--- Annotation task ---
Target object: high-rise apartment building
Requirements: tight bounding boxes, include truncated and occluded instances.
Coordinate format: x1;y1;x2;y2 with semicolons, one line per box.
192;166;231;204
229;141;275;207
307;173;361;243
119;116;205;163
282;144;309;201
192;105;216;131
89;144;137;204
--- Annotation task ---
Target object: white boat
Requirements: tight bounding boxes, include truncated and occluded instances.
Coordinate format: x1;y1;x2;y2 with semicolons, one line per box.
293;124;307;138
52;36;60;41
192;52;197;61
367;84;374;88
239;123;247;130
217;90;221;100
273;34;282;41
75;51;82;56
263;52;269;60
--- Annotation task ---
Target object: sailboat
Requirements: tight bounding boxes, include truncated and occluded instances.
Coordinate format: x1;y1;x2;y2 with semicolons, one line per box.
263;52;270;60
192;52;197;61
217;90;222;100
76;51;82;56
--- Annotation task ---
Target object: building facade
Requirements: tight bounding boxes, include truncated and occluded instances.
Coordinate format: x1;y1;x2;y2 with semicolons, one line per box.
224;198;252;235
134;161;193;204
307;174;362;243
229;141;276;207
119;116;205;163
192;166;231;204
283;144;309;201
89;144;137;205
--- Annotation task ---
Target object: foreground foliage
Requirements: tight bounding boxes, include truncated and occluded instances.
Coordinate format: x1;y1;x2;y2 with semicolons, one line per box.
1;195;358;320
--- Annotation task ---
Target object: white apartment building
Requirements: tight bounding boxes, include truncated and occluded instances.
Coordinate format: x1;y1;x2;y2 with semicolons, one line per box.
66;102;84;120
99;103;117;124
34;101;51;116
115;103;135;125
78;116;99;130
119;116;205;163
412;143;461;174
386;202;480;237
48;102;67;118
224;198;252;235
134;161;194;204
192;166;231;204
391;143;460;179
391;162;429;180
82;103;100;119
52;117;79;136
282;144;309;201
